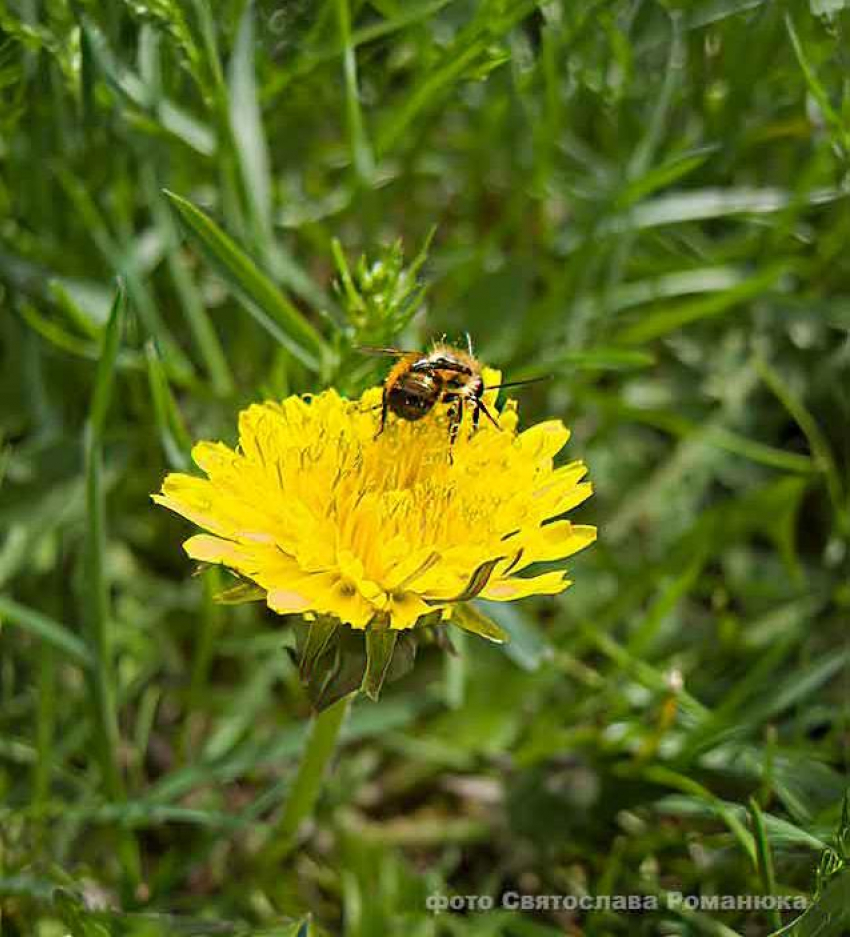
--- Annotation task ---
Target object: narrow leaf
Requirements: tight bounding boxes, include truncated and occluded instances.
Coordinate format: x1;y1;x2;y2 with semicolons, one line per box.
363;622;397;701
336;0;374;183
145;340;192;470
620;263;790;344
299;616;339;684
451;603;509;644
430;556;504;604
145;171;234;395
785;867;850;936
163;190;326;371
213;582;266;605
229;1;273;242
750;798;782;931
386;631;417;684
478;600;554;671
89;282;126;436
312;648;365;712
85;282;127;802
0;596;92;667
544;347;656;371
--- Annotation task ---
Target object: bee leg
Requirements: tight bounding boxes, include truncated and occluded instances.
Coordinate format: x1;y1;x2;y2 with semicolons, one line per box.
476;398;501;430
449;412;461;447
446;401;462;463
375;389;388;439
471;399;481;434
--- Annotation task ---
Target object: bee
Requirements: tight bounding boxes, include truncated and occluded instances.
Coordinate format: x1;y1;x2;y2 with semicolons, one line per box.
360;336;543;448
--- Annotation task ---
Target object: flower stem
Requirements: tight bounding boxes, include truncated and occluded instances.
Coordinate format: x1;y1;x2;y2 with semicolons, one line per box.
266;693;353;862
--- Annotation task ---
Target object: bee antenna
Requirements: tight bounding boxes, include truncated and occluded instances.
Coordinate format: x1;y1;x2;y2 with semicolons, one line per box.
487;375;553;391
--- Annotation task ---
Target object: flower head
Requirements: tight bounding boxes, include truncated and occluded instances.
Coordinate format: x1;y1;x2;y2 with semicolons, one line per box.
153;370;595;632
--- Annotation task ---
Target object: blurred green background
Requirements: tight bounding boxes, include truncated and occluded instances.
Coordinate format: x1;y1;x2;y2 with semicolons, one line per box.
2;1;850;934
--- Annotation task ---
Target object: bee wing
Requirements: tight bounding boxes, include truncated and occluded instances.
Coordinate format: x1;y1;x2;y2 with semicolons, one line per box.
356;345;421;357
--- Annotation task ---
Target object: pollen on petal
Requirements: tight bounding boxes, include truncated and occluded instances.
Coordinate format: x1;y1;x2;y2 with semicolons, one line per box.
512;522;598;569
482;571;571;601
267;588;313;614
184;534;246;565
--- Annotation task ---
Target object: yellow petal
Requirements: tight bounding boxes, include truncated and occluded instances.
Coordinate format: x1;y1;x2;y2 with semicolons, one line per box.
481;571;571;601
387;591;432;630
323;576;376;629
184;534;251;567
515;420;570;462
152;476;233;538
192;440;238;477
532;461;592;519
511;522;597;569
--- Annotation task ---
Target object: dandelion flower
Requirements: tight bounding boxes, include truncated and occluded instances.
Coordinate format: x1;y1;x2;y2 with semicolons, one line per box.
153;370;595;633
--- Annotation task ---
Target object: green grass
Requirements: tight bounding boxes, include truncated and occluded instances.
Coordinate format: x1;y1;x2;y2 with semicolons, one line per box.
2;1;850;934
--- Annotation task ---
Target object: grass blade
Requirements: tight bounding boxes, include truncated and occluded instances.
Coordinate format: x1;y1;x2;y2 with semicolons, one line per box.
754;354;846;529
145;339;192;470
84;283;126;802
751;798;782;931
145;170;234;396
619;263;790;344
228;1;273;247
363;624;397;701
452;603;509;644
336;0;374;185
785;13;848;152
0;596;92;667
164;189;327;371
